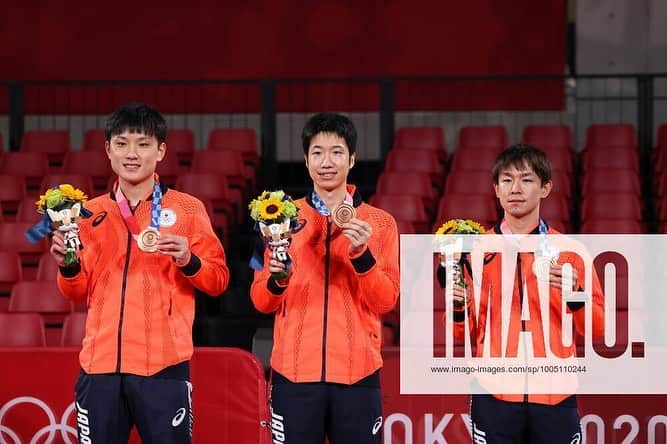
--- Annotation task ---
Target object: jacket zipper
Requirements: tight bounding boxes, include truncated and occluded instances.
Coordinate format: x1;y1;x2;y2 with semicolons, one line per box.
517;253;529;403
115;231;133;373
320;221;332;381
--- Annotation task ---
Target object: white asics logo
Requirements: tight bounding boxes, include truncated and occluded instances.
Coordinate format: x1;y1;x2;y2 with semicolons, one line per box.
372;416;383;435
472;422;487;444
172;408;186;427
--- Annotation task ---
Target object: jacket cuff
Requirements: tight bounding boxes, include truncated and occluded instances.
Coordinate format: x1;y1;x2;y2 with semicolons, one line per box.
267;277;287;296
452;309;466;322
178;252;201;276
350;247;376;274
567;301;585;311
59;264;81;278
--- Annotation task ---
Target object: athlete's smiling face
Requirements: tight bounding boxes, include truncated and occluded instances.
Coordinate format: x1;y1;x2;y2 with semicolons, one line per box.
106;130;165;187
305;132;355;195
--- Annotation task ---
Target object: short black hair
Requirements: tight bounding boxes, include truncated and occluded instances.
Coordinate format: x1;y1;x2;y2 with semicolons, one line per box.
105;102;167;145
492;143;552;185
301;113;357;156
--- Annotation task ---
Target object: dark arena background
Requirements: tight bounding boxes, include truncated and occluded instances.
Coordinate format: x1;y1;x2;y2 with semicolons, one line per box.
0;1;666;442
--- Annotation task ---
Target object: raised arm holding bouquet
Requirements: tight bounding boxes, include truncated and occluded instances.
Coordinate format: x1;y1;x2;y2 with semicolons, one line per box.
25;184;91;266
248;190;300;280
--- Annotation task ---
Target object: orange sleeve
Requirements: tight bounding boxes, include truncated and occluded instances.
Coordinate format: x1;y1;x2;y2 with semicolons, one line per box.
56;262;89;302
179;198;230;296
350;215;399;314
250;247;284;314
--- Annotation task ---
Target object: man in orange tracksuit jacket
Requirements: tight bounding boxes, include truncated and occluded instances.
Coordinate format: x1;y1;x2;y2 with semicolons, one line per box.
50;103;229;443
250;113;399;444
442;144;605;443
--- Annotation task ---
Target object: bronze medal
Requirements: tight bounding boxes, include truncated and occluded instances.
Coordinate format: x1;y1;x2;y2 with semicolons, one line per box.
137;227;160;253
332;202;356;228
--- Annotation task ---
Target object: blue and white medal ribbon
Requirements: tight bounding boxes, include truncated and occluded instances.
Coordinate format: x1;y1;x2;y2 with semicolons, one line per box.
533;219;558;281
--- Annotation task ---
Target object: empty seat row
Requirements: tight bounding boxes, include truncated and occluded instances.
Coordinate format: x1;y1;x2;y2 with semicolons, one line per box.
0;312;85;347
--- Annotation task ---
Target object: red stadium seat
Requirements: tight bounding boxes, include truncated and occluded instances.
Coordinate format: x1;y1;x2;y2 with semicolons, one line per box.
370;195;430;232
61;312;87;346
8;281;71;314
585;124;637;150
582;148;639;172
36;252;59;281
522;125;573;151
81;129;106;152
540;193;569;223
450;146;500;172
581;193;642;221
192;150;249;189
385;149;444;188
166;129;196;166
63;151;113;190
434;194;498;229
393;127;446;162
207;128;259;166
445;171;495;195
16;197;44;224
0;222;49;279
0;252;22;311
582;170;641;195
20;130;71;166
580;220;644;234
0;174;26;217
377;172;437;216
0;313;46;346
156;152;185;187
540;145;574;175
656;124;667;149
457;126;508;151
0;152;50;191
550;170;572;199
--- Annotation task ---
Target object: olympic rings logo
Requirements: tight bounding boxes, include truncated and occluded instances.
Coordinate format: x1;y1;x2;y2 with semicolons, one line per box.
0;397;77;444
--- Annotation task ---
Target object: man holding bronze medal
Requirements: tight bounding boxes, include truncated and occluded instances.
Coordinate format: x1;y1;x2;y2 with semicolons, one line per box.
50;103;229;443
442;144;605;443
251;113;399;443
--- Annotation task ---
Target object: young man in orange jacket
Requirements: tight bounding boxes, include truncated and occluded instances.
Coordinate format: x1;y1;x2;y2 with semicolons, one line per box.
251;113;399;443
443;144;605;443
50;103;230;443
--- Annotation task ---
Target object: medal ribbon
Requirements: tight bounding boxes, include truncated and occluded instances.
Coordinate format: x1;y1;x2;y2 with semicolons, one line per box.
311;190;353;217
114;178;163;242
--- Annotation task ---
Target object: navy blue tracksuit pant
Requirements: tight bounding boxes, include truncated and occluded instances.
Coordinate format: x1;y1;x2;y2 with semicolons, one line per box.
470;394;582;444
269;370;383;444
74;362;192;444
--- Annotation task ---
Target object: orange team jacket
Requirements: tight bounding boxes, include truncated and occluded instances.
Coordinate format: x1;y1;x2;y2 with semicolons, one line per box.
451;222;605;405
57;184;229;376
250;186;400;385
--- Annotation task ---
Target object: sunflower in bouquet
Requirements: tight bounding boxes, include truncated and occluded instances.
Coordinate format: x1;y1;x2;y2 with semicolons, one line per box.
434;219;486;304
248;190;301;279
27;184;91;266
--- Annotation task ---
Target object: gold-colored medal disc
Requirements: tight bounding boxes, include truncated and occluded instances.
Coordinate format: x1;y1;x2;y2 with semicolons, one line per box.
137;227;160;253
332;202;356;228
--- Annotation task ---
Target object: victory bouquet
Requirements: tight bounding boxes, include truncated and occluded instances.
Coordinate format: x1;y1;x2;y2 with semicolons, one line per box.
249;190;300;280
25;184;92;266
435;219;486;306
